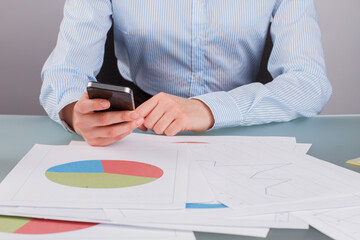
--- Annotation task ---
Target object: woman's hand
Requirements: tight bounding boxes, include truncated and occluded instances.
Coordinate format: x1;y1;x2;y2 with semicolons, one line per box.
62;92;144;146
135;92;214;136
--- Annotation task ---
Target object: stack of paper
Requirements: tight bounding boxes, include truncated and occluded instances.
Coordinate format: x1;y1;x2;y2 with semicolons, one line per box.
0;133;359;239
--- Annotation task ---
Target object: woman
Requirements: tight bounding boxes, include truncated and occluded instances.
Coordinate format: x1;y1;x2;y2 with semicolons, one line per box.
40;0;332;146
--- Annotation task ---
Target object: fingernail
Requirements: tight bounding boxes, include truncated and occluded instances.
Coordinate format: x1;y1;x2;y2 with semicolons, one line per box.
136;118;144;126
100;101;109;108
130;112;139;119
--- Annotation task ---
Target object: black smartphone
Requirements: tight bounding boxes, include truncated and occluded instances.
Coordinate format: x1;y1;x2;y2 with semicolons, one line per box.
87;82;135;111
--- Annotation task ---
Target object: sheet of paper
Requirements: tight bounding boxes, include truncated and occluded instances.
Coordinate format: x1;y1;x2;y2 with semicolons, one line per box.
104;209;270;238
186;160;216;203
192;142;360;214
0;206;269;238
116;208;309;229
0;202;308;230
0;215;195;240
0;144;189;209
69;133;297;149
130;223;270;238
293;143;312;154
294;207;360;240
69;142;215;204
0;206;111;223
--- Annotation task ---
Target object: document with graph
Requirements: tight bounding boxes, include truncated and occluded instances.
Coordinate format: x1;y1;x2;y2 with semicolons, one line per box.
192;142;360;214
0;144;189;209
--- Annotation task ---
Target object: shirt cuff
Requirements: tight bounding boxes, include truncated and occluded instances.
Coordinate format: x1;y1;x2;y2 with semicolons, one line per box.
59;106;77;134
192;91;244;130
56;90;85;134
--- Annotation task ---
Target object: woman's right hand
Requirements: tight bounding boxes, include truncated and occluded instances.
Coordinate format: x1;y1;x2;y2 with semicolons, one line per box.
62;92;144;146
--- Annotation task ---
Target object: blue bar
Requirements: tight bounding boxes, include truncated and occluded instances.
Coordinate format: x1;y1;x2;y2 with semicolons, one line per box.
186;203;228;209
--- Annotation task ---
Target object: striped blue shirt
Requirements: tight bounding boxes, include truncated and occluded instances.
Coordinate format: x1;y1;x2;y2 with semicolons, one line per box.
40;0;332;130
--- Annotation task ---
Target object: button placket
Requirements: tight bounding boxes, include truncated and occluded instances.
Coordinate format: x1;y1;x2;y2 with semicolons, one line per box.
189;0;207;97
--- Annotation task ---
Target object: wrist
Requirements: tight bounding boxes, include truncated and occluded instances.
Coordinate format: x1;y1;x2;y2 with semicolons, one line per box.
60;102;77;132
191;99;215;130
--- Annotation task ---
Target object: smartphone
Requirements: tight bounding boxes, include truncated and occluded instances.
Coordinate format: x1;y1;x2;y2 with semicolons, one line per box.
87;82;135;111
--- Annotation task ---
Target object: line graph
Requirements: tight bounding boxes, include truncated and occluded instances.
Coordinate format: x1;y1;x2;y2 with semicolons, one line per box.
195;145;297;200
249;162;292;198
202;161;294;198
191;142;360;212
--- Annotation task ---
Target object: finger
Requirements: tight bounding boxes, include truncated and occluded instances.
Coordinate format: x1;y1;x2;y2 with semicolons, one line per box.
76;93;110;114
164;119;184;136
86;132;133;147
135;94;160;118
142;104;167;130
137;124;148;132
152;111;176;135
90;111;140;127
86;119;144;139
72;110;137;133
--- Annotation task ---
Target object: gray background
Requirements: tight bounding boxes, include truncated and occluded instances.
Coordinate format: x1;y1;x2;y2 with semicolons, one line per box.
0;0;359;115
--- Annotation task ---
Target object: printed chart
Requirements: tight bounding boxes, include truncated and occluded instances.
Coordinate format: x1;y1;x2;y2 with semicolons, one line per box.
0;145;188;209
191;142;360;213
0;215;96;234
45;160;164;188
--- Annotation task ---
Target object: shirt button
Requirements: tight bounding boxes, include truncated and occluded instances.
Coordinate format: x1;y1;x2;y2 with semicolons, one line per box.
194;73;200;80
195;37;201;44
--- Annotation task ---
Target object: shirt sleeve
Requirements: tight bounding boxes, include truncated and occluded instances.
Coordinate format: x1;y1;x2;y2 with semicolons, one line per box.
40;0;113;126
193;0;332;129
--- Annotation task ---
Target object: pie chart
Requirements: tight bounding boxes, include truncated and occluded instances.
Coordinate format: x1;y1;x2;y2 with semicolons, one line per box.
45;160;164;188
0;215;97;234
